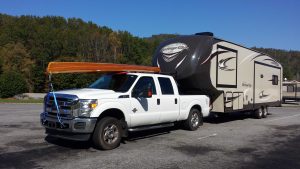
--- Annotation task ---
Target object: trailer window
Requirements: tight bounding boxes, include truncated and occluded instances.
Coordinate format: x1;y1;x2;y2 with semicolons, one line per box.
158;77;174;95
287;85;294;92
272;75;278;85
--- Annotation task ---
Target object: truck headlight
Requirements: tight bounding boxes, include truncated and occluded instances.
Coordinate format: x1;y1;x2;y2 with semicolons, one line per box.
75;99;98;117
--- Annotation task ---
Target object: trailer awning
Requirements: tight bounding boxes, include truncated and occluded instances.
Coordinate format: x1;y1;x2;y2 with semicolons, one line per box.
47;62;160;74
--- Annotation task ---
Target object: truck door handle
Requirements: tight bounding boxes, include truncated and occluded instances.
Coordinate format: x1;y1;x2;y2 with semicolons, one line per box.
175;98;177;104
157;99;160;105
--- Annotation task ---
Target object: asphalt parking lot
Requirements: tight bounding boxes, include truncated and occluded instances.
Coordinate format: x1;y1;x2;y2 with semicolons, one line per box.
0;103;299;169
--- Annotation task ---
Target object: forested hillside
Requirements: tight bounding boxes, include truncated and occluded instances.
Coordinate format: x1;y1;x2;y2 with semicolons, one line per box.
0;14;166;96
0;14;299;97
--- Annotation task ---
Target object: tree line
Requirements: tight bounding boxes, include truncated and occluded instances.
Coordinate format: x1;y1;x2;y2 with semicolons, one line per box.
0;13;299;97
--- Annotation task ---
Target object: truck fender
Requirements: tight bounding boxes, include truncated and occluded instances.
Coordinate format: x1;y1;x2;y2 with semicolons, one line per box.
194;98;210;117
90;102;130;124
183;100;209;120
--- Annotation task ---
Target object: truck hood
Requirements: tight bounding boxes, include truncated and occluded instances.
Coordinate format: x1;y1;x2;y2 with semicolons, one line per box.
54;88;123;99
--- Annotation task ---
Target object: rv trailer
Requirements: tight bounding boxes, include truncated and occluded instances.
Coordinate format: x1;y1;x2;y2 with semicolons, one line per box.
153;32;282;118
282;80;300;102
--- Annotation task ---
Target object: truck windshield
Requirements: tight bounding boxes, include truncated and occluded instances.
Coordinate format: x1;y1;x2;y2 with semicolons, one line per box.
88;73;137;92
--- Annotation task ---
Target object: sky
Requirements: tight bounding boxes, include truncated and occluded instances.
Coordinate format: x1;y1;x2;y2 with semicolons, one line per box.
0;0;299;50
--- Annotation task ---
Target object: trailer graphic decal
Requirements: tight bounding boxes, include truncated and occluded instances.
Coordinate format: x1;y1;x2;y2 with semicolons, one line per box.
160;43;189;62
200;50;229;65
259;90;269;99
251;54;264;61
263;59;280;66
175;55;187;69
218;57;236;71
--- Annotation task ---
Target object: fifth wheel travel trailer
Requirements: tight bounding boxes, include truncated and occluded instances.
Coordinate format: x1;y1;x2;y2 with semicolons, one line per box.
153;32;282;118
282;80;300;102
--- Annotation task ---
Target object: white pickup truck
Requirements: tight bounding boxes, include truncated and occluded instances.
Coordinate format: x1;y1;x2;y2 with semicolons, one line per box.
40;72;210;150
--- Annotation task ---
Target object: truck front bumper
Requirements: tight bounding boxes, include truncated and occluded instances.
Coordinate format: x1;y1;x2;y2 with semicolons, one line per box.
40;112;97;141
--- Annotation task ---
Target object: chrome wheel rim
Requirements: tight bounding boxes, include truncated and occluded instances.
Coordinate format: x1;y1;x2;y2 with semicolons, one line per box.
103;124;119;144
191;112;199;127
259;109;263;117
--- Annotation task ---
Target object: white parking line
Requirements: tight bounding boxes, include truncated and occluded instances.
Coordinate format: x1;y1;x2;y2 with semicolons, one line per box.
265;114;300;122
198;133;217;140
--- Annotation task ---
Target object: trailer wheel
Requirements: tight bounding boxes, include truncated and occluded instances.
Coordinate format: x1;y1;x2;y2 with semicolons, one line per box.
266;106;271;115
93;117;122;150
262;107;268;118
254;108;263;119
184;108;203;131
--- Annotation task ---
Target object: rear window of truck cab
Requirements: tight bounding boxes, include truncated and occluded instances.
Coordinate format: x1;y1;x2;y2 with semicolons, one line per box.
158;77;174;95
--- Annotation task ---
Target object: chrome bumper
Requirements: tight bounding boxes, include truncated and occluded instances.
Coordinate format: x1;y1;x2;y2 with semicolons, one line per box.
40;112;97;141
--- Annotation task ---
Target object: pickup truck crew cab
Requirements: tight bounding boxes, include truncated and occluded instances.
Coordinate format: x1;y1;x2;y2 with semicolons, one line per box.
41;72;210;150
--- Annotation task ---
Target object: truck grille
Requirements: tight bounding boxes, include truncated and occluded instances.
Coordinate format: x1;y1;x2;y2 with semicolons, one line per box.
44;94;79;119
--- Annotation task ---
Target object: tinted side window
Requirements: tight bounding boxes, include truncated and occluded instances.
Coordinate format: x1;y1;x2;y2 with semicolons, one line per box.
272;75;278;85
158;77;174;95
287;85;294;92
132;77;156;97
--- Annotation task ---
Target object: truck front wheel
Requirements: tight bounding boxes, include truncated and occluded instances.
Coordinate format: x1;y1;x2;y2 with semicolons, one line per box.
92;117;122;150
184;108;203;131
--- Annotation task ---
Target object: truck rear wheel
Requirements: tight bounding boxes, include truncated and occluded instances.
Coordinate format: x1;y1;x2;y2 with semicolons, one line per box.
184;108;203;131
92;117;122;150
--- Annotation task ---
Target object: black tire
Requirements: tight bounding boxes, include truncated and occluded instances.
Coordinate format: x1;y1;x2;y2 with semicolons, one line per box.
262;107;268;118
184;108;203;131
92;117;122;150
254;108;263;119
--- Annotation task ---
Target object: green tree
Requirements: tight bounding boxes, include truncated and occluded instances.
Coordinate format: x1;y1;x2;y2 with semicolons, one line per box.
0;42;34;91
108;32;121;62
51;73;99;91
0;57;3;74
0;71;28;98
283;66;293;80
